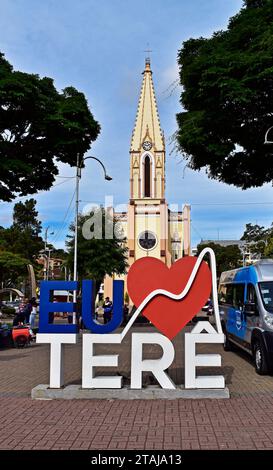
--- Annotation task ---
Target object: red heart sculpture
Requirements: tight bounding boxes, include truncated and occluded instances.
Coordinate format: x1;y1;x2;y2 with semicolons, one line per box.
127;256;212;339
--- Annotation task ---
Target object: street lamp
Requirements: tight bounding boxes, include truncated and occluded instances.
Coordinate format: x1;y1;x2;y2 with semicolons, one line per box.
73;154;112;320
44;226;55;250
43;227;54;280
45;248;54;280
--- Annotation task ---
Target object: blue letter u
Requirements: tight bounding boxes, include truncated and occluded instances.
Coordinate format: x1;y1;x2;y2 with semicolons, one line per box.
81;280;124;333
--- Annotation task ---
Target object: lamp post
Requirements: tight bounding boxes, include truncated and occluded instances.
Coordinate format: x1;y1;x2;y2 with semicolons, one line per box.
43;227;54;280
46;248;53;280
73;154;112;321
44;226;55;250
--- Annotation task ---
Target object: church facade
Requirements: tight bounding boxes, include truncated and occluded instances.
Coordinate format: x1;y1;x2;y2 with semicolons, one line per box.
104;58;191;300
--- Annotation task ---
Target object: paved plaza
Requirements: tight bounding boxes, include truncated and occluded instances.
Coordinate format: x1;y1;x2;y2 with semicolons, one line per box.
1;324;273;450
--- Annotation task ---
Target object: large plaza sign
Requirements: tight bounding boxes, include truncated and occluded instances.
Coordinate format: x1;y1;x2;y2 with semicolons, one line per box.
36;248;225;390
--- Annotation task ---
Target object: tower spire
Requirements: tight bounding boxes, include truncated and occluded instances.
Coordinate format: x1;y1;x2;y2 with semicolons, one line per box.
130;59;164;152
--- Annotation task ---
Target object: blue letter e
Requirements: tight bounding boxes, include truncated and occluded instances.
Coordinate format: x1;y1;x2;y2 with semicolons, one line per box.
39;280;78;334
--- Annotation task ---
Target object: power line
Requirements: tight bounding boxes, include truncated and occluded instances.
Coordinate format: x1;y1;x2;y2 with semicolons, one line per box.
51;192;76;244
51;189;76;244
0;178;75;207
51;179;74;188
80;200;104;204
191;221;205;241
54;175;75;179
191;202;273;206
51;211;74;246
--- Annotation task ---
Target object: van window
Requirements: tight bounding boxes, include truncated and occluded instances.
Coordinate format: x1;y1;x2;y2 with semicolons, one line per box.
219;284;233;305
219;285;226;304
247;284;257;304
259;282;273;313
233;284;245;309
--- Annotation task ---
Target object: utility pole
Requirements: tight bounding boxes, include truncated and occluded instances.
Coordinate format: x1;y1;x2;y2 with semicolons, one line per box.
43;227;54;281
72;154;112;324
73;153;81;323
47;248;53;280
44;227;49;281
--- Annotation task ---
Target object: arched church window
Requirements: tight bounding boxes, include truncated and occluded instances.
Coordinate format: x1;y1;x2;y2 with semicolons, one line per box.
144;155;151;197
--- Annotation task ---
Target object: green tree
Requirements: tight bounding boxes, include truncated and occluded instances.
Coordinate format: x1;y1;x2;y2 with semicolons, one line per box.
66;207;128;293
241;223;267;243
0;52;100;201
51;248;67;260
12;198;42;235
240;221;273;258
176;0;273;189
241;222;272;257
0;199;43;261
0;250;28;287
197;242;242;275
264;238;273;257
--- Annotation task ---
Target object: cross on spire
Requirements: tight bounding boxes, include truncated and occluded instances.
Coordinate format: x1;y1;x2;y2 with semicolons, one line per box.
144;43;152;66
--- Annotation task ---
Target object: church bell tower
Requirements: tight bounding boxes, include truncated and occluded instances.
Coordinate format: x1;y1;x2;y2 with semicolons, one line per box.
127;58;172;267
103;58;191;300
130;57;165;201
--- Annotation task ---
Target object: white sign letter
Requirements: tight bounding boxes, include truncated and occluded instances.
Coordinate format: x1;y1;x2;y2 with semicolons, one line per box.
36;333;77;388
184;322;225;389
131;333;175;389
82;334;122;389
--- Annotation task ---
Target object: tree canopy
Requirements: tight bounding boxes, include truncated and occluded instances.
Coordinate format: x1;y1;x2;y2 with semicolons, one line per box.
0;199;69;287
0;198;43;262
0;251;29;287
176;0;273;189
66;207;128;291
0;52;100;201
13;198;42;235
197;242;242;274
241;222;273;258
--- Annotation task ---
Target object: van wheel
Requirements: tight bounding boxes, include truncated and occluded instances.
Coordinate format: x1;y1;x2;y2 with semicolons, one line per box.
253;340;268;375
223;330;233;351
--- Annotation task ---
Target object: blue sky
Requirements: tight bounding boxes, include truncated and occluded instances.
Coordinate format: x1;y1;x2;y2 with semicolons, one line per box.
1;0;273;249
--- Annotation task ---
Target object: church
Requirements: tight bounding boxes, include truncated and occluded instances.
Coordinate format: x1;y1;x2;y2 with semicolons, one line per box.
104;58;191;299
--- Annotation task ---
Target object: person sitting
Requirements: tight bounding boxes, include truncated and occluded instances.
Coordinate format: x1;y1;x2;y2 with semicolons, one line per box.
13;298;28;326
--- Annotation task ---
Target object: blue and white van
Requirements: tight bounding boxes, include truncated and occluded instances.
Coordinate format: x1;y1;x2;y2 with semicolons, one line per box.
219;259;273;375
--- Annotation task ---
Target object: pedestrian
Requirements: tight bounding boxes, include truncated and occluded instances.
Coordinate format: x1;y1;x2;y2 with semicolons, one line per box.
24;298;33;324
123;303;129;324
49;297;57;324
76;295;82;328
95;305;99;321
103;297;113;324
65;295;75;325
13;297;27;326
29;297;38;329
67;309;73;324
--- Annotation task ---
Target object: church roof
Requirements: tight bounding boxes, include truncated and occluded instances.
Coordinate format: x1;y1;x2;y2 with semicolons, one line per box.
130;59;165;152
